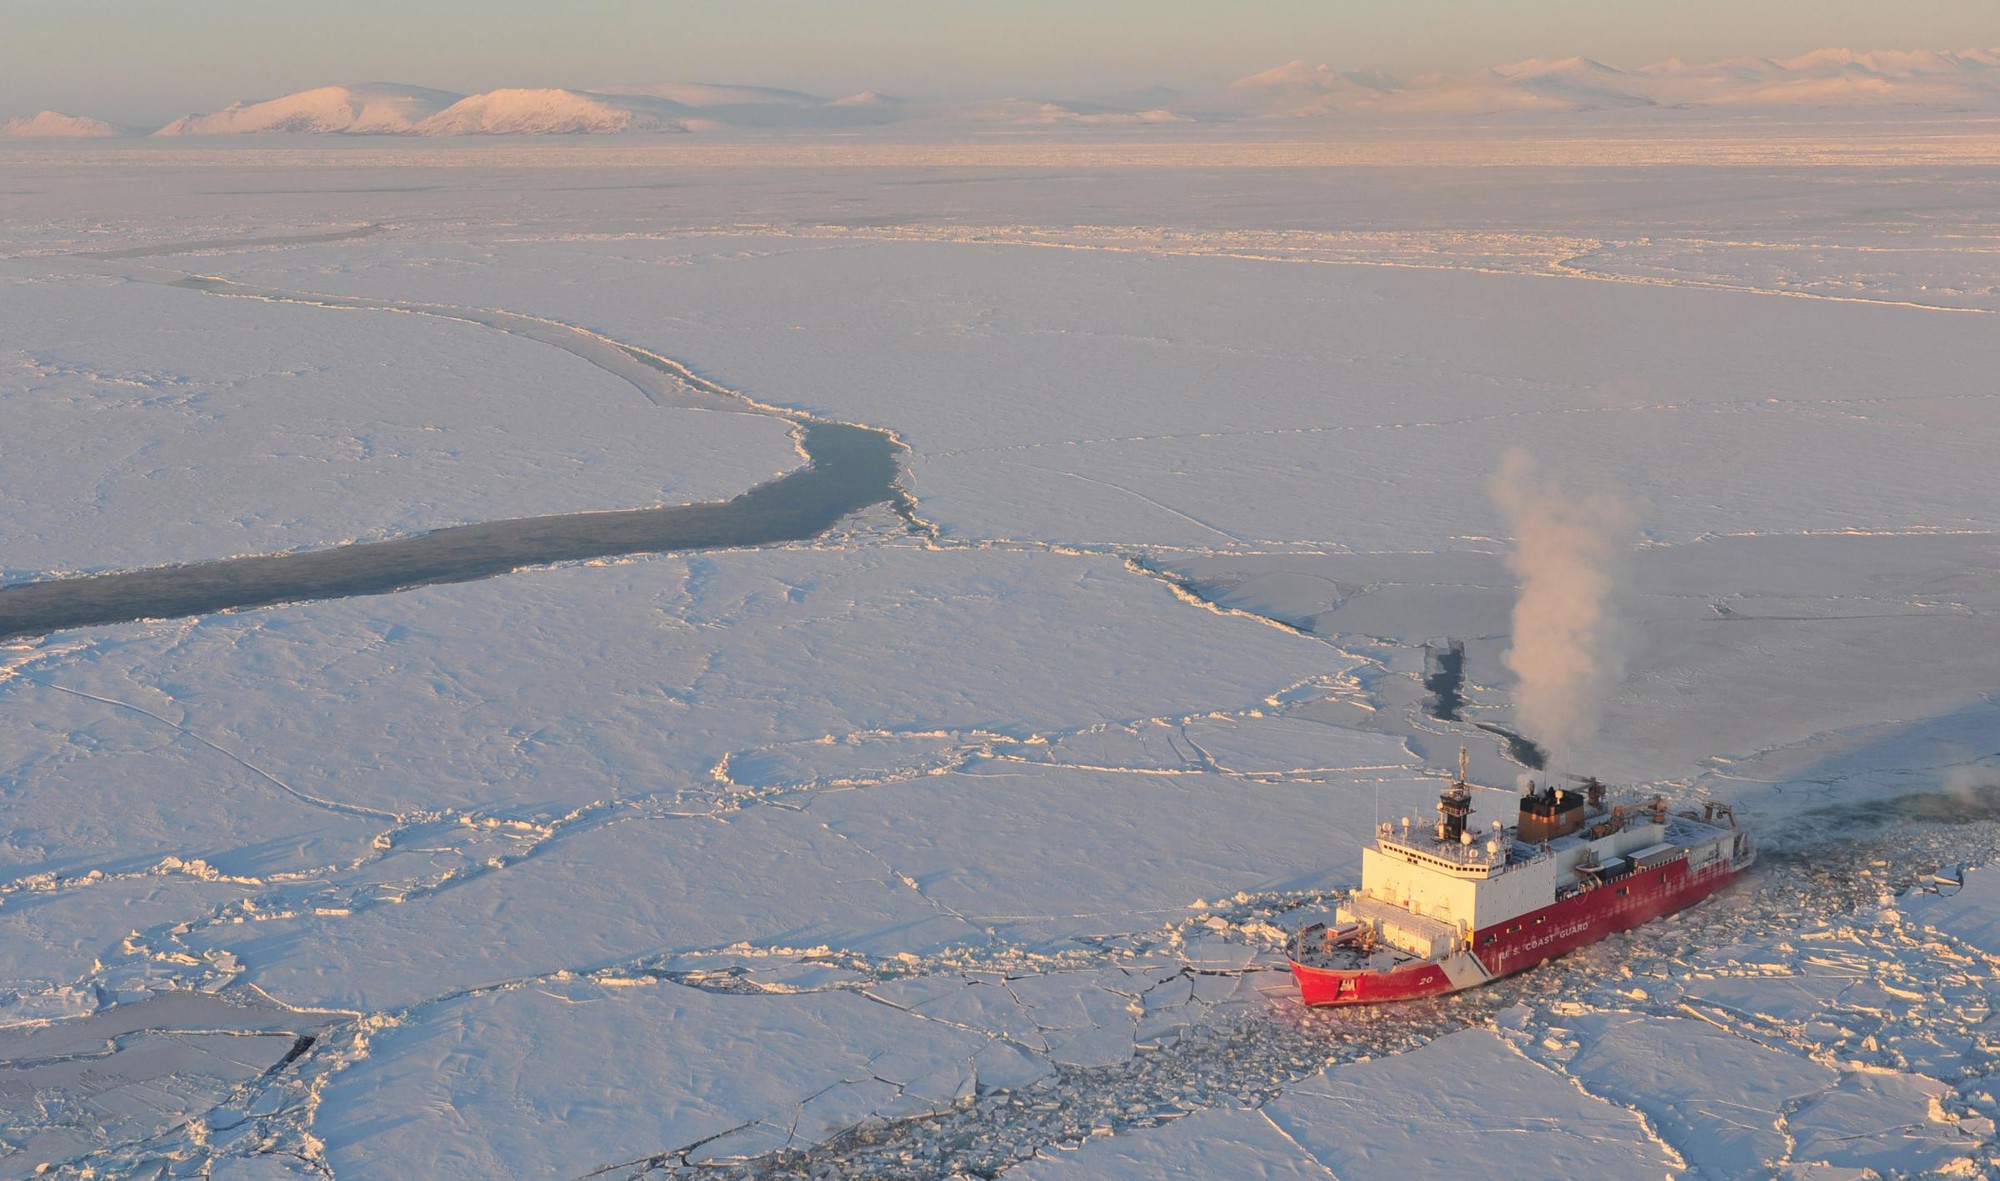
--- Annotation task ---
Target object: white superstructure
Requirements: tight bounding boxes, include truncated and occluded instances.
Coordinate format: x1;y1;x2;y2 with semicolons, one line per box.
1335;769;1744;959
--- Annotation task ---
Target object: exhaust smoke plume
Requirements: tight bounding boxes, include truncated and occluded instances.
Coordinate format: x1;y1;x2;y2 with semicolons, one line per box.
1490;449;1636;762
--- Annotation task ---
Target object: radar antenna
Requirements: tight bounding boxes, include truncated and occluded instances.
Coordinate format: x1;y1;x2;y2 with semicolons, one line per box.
1437;747;1474;844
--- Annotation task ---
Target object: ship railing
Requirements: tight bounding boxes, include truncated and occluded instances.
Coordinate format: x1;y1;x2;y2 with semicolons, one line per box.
1373;825;1531;870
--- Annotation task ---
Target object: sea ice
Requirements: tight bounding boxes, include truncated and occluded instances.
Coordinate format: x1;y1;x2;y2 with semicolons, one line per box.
0;266;798;579
802;763;1433;946
1264;1028;1680;1178
1558;1012;1836;1176
1007;1103;1328;1181
201;229;2000;550
183;806;984;1012
5;142;2000;1179
1899;863;2000;957
314;978;986;1178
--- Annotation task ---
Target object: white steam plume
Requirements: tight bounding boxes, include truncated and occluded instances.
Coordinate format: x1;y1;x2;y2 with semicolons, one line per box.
1490;449;1636;762
1942;762;2000;802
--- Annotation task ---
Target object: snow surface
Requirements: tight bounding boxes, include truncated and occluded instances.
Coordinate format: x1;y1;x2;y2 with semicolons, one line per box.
1265;1027;1679;1178
1153;532;2000;794
195;231;2000;552
1007;1103;1333;1181
1900;862;2000;957
315;980;988;1176
0;267;801;579
3;140;2000;1179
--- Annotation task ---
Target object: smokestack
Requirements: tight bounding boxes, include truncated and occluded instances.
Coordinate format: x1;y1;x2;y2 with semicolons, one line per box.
1489;448;1635;764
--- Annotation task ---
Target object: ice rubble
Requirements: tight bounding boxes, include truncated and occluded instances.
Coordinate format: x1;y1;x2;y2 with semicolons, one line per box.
0;993;325;1178
993;834;1999;1181
0;874;265;1020
1900;863;2000;958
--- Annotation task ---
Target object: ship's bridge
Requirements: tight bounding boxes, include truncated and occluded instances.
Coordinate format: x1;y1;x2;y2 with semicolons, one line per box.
1370;821;1537;880
1360;819;1561;932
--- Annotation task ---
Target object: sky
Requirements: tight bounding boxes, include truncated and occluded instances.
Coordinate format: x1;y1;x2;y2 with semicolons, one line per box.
6;0;1999;124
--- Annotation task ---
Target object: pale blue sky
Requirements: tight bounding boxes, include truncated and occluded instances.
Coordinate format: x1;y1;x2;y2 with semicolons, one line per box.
8;0;1998;123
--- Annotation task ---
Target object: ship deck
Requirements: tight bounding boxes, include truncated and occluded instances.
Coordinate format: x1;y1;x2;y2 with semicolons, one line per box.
1287;896;1457;973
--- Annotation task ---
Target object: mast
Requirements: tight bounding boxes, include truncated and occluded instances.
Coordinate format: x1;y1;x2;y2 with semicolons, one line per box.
1436;746;1473;844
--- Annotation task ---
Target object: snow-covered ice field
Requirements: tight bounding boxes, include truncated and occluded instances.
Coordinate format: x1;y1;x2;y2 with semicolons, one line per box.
2;130;1999;1177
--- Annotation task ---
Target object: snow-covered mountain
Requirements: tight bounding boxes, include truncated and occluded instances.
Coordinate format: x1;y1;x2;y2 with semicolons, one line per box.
1637;48;2000;108
968;98;1191;126
1457;58;1656;110
595;82;909;128
413;89;690;135
596;82;823;108
829;91;902;109
154;84;462;135
149;81;903;136
1229;47;2000;116
0;110;130;137
150;85;692;136
1222;63;1401;118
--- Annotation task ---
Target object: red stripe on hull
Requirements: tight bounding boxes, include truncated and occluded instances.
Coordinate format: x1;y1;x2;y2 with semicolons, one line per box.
1290;855;1745;1007
1474;855;1741;979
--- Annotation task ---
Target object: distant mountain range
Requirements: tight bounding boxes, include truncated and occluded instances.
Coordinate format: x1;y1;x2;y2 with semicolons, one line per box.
152;84;465;135
0;110;134;137
6;83;911;138
7;48;2000;138
1228;48;2000;117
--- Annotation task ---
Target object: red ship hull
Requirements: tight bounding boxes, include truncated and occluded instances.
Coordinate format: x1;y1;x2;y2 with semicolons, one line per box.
1291;852;1744;1007
1292;956;1461;1006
